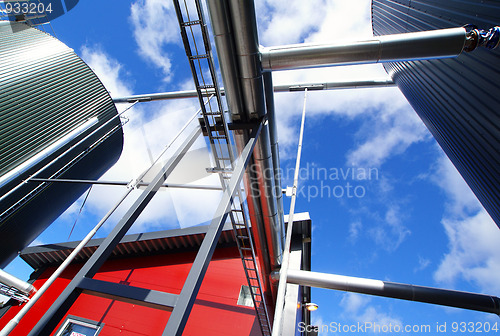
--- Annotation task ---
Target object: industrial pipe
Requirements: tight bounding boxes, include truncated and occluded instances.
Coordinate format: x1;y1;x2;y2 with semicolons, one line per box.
261;27;467;71
0;118;98;194
277;269;500;316
0;269;36;297
206;0;285;303
111;79;395;104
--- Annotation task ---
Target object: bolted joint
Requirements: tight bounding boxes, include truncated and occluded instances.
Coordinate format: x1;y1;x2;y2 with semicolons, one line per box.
464;26;500;52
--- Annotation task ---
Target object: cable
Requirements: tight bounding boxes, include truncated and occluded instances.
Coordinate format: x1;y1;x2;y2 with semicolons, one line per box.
67;184;93;240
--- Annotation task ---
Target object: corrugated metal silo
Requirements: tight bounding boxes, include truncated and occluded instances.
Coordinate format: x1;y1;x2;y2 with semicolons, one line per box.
0;21;124;267
372;0;500;228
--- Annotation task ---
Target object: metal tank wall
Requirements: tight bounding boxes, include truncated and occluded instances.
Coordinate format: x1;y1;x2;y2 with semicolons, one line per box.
372;0;500;228
0;21;124;267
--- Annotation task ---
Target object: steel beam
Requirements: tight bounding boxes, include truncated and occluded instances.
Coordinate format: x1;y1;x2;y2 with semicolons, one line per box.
282;269;500;316
79;278;178;311
261;27;467;71
162;121;263;336
27;127;202;336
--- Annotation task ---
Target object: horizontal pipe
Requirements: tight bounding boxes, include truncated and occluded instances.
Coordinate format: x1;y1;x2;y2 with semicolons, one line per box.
261;27;466;71
26;178;222;191
112;90;201;103
0;117;98;193
273;78;395;92
111;79;395;103
0;269;36;296
278;269;500;316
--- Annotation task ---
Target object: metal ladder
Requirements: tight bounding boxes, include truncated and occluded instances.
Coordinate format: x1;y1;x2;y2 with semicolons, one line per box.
172;0;271;334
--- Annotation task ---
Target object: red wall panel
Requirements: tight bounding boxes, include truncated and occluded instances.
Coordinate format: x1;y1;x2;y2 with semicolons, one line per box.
0;247;262;335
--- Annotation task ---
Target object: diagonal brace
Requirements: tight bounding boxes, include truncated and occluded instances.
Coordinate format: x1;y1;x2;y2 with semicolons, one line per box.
28;127;202;336
162;120;264;336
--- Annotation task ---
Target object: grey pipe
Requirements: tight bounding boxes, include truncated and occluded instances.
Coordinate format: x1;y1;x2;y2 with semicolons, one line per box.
112;90;201;103
226;0;283;267
278;269;500;316
205;0;245;121
0;269;36;297
111;79;395;104
261;27;467;71
206;0;284;302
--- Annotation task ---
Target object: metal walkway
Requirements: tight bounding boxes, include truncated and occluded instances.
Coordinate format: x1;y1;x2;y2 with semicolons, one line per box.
172;0;271;334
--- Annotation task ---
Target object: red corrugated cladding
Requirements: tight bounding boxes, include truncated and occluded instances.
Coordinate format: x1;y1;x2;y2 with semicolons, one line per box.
0;247;262;335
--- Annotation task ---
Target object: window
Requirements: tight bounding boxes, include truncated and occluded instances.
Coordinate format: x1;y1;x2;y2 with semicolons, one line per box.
55;316;103;336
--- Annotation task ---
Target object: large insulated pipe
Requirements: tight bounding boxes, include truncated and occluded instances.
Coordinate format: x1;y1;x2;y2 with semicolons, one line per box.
0;269;36;297
226;0;284;258
205;0;245;121
261;27;467;71
276;269;500;316
206;0;284;301
226;0;284;272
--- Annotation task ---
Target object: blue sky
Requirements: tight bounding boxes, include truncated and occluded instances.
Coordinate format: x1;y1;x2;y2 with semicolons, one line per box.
3;0;500;335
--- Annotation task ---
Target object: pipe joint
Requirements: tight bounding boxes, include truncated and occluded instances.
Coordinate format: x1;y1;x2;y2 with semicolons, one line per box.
464;26;500;52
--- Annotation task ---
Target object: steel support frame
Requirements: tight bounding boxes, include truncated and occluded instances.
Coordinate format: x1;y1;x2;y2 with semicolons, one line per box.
162;120;263;335
28;127;202;336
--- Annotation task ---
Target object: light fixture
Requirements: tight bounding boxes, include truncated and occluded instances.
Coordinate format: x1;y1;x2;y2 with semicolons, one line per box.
304;302;319;311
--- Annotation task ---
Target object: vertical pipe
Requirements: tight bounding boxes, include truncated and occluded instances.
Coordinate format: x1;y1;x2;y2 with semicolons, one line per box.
272;89;308;336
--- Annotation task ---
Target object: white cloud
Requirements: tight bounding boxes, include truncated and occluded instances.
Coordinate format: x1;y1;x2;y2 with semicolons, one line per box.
346;106;429;167
430;153;481;217
81;46;133;98
255;0;429;166
414;255;431;273
340;292;402;329
257;0;372;47
434;209;500;294
431;151;500;294
349;220;362;242
130;0;181;82
73;46;223;233
368;204;411;252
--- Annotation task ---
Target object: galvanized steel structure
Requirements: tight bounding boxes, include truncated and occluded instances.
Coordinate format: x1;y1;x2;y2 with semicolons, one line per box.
0;21;123;267
372;0;500;228
1;0;500;335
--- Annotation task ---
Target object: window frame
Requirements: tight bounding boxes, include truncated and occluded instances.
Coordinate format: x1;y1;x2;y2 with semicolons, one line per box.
55;315;104;336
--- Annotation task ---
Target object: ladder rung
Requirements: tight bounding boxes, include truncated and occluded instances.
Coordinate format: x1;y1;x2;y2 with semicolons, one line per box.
203;111;223;115
241;247;252;250
237;235;249;239
199;84;215;90
181;20;202;26
189;54;209;60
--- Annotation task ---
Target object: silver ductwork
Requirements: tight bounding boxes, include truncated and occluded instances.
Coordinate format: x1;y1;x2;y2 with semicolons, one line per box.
260;27;467;71
0;269;36;297
207;0;285;299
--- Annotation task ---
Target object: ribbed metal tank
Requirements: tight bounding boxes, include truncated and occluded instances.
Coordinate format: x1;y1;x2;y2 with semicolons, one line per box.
0;21;124;267
372;0;500;228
